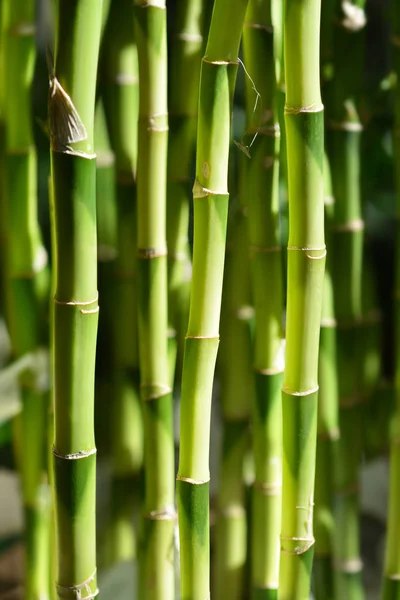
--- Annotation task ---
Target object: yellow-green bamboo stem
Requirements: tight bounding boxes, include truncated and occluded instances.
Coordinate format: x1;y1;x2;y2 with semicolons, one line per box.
214;157;253;599
2;2;50;598
49;1;102;597
133;2;174;598
326;3;367;596
243;2;284;597
279;0;325;597
177;2;249;598
313;155;339;600
167;0;205;380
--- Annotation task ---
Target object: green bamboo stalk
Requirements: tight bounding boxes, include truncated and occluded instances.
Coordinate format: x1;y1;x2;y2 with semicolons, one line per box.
383;3;400;596
49;1;102;597
176;2;249;598
133;2;174;599
93;99;117;464
95;101;117;265
313;154;339;600
326;3;367;596
167;0;204;381
242;2;284;598
359;257;381;403
48;175;57;600
213;157;253;600
102;0;144;566
2;2;51;598
279;0;325;597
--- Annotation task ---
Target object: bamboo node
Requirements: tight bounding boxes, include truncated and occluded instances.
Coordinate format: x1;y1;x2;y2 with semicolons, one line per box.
253;481;281;496
335;1;366;32
144;505;176;521
235;305;255;320
56;568;98;599
249;244;281;254
317;427;340;441
96;151;115;168
185;334;219;340
80;306;99;315
34;246;48;273
334;558;363;573
243;22;273;33
63;149;97;160
168;251;187;261
140;383;172;400
113;73;139;86
10;22;36;36
287;245;326;252
282;386;319;397
97;244;117;262
54;295;98;307
137;246;167;259
253;367;284;376
321;316;337;328
284;102;324;115
52;447;97;460
218;506;246;518
324;195;335;206
328;120;363;132
331;218;364;232
387;573;400;581
176;475;210;485
280;536;315;555
135;0;166;8
192;178;227;198
175;32;203;42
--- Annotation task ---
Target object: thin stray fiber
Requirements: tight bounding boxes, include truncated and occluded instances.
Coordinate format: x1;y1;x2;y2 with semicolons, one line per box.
233;57;262;158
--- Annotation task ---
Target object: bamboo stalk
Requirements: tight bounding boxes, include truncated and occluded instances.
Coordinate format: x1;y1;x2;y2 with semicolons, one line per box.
383;2;400;596
313;154;339;600
2;1;51;598
93;99;117;465
213;156;253;600
326;2;367;596
133;2;175;598
176;2;249;598
279;0;325;596
49;0;102;597
102;0;143;565
167;0;204;380
242;2;284;597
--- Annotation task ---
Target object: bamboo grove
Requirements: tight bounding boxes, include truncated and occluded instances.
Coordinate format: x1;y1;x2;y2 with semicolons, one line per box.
0;0;399;599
